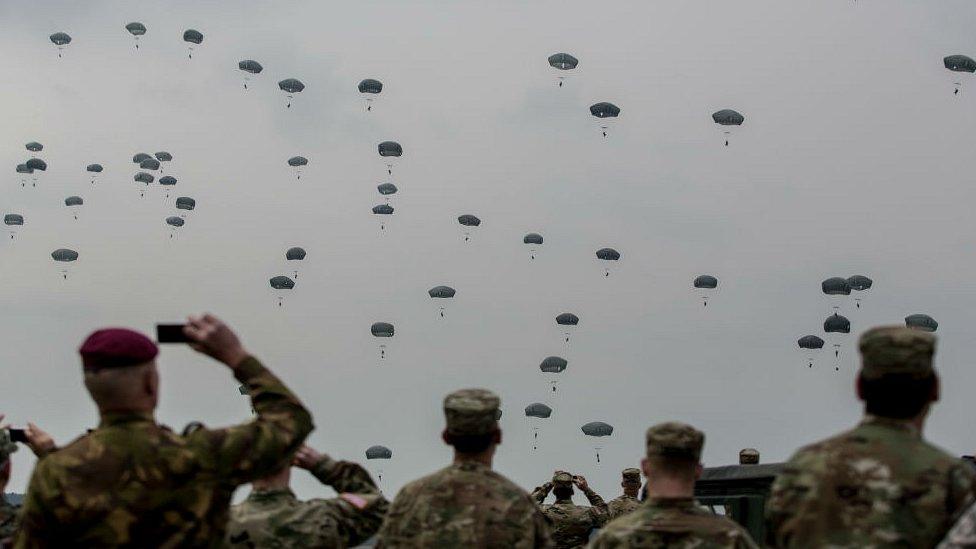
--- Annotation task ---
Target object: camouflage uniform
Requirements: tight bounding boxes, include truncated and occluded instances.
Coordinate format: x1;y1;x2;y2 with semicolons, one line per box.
16;356;313;548
226;454;388;548
532;472;608;549
766;327;976;548
591;422;758;549
376;388;551;548
940;501;976;548
606;468;642;521
0;430;19;546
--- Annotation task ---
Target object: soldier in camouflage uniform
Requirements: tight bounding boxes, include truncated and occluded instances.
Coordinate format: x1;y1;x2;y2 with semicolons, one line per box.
0;427;19;547
605;468;642;521
225;443;388;547
376;388;551;548
532;471;608;548
590;422;758;548
766;326;976;548
16;314;314;548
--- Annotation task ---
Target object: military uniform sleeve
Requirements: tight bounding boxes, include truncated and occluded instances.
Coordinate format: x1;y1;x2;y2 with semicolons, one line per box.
14;459;65;548
765;453;809;548
582;487;609;527
531;482;553;504
939;502;976;549
532;500;554;548
307;455;389;547
588;527;621;548
375;482;418;548
947;463;976;525
187;356;313;485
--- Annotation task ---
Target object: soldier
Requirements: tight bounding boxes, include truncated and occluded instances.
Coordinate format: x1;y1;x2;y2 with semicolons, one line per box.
606;468;642;521
0;417;56;547
15;314;313;547
766;326;976;547
226;443;388;547
376;388;550;548
590;422;758;548
532;471;608;548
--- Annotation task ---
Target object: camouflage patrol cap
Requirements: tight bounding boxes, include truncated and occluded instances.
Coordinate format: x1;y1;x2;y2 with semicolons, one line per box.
552;471;573;485
443;388;500;436
739;448;760;464
645;421;704;461
0;429;17;464
621;468;641;484
859;326;936;380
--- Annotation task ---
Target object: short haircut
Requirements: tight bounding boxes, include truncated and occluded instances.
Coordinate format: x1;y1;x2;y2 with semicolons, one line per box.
860;373;936;419
444;431;496;454
83;362;153;409
646;455;698;482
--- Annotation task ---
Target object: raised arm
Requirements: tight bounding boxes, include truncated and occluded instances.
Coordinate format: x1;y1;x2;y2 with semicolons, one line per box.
574;475;608;526
531;481;553;504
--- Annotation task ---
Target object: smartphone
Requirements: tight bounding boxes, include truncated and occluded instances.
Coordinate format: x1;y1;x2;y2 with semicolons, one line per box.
156;324;190;344
8;428;27;444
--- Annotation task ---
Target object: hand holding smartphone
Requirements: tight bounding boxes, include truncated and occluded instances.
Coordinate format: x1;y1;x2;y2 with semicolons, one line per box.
156;324;190;344
8;428;27;443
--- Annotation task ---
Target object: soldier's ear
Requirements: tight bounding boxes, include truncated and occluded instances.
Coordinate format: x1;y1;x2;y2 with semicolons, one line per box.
855;375;865;402
694;463;703;480
492;429;501;445
441;429;450;446
931;375;940;403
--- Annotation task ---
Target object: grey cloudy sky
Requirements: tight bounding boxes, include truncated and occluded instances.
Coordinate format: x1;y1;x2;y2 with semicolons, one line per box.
2;0;976;503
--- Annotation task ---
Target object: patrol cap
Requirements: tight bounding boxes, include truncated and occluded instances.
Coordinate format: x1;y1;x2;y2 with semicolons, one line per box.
0;430;17;463
739;448;760;464
443;388;500;436
645;421;704;461
621;468;641;484
552;471;573;485
859;326;935;380
79;328;158;372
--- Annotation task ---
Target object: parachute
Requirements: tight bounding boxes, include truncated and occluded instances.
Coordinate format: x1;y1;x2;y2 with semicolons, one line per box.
581;421;613;463
140;158;160;171
25;142;43;152
596;248;620;277
239;60;263;89
287;156;308;179
359;79;382;110
540;356;567;392
278;78;305;108
269;275;296;307
159;176;177;198
822;277;851;314
4;214;23;239
944;55;976;95
155;151;173;169
905;314;938;332
365;445;392;481
847;275;872;308
15;164;33;187
64;196;84;220
556;313;579;342
523;233;543;259
525;403;553;450
372;204;394;230
87;164;103;184
125;22;146;49
589;102;620;137
458;215;481;242
51;248;79;279
133;153;152;164
166;216;184;238
134;172;154;197
49;32;70;57
377;183;398;196
711;109;744;146
693;275;719;306
25;158;47;171
285;246;306;278
371;322;395;358
428;285;456;318
378;141;402;175
183;29;203;58
823;313;851;367
175;196;196;211
797;335;825;368
548;53;578;87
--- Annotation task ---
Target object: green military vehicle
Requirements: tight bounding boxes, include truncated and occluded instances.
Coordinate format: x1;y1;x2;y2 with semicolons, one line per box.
694;449;783;542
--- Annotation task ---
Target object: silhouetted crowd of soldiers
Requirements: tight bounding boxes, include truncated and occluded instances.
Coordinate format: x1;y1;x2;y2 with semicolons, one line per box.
2;315;976;547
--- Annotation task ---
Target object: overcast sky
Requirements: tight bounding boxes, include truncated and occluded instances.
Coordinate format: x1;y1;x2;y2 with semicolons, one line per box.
2;0;976;503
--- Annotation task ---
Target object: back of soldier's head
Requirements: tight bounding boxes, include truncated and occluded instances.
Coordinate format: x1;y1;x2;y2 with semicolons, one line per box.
644;422;704;480
79;328;160;410
857;326;937;419
441;388;501;454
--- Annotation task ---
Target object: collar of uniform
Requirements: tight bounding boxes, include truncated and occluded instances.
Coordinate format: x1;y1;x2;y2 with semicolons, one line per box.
860;415;920;436
451;460;490;473
554;497;574;504
98;410;155;428
645;497;695;508
249;488;297;503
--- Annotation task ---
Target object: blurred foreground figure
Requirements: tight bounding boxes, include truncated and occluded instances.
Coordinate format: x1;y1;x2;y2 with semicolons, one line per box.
376;388;551;548
606;468;642;521
766;326;976;548
15;315;313;547
532;471;607;548
0;418;55;547
590;422;757;548
226;444;387;548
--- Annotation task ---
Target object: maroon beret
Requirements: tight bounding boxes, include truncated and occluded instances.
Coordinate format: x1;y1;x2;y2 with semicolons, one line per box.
79;328;158;372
